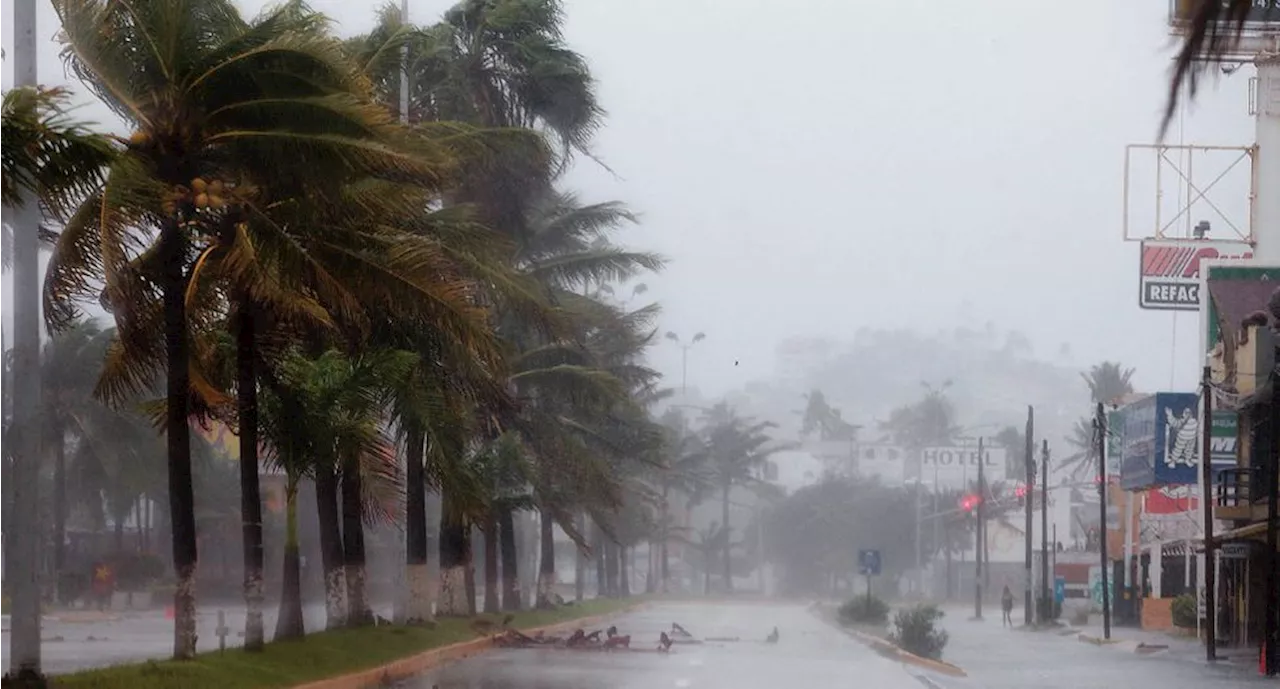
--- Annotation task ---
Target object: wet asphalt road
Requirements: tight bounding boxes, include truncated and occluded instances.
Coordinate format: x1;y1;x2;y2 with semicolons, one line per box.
401;602;925;689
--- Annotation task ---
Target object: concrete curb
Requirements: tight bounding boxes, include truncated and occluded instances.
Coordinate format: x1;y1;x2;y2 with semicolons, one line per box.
290;603;645;689
808;605;967;678
1075;633;1170;655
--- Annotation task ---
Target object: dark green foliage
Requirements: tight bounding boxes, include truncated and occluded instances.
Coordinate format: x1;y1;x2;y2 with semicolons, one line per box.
1171;593;1198;629
888;604;949;660
838;595;889;626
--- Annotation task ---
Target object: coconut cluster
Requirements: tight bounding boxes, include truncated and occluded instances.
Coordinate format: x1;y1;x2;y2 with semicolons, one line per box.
161;176;250;216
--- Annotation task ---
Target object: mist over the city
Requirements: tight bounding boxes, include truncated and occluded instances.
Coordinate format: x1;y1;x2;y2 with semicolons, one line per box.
0;0;1276;688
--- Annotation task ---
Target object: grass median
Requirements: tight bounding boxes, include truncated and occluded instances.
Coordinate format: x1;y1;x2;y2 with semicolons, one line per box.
50;597;640;689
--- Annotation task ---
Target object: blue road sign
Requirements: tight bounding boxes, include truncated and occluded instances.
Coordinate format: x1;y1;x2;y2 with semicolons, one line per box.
1054;576;1066;605
858;549;881;577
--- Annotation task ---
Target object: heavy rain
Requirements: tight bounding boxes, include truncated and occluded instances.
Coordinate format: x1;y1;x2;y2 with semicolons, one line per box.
1;1;1279;688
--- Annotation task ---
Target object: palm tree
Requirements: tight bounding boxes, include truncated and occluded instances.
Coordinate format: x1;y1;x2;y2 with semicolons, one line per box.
698;404;788;593
48;0;454;657
1164;0;1269;134
799;390;858;441
38;321;112;597
879;383;960;450
1059;418;1100;482
259;348;408;637
1080;362;1135;405
0;85;115;221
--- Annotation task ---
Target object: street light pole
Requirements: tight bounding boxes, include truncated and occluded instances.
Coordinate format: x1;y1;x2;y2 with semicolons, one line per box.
9;0;44;681
1024;406;1035;626
665;331;706;395
974;437;985;621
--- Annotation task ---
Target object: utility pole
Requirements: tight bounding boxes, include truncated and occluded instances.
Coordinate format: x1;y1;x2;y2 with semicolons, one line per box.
1096;403;1112;640
974;436;985;621
1199;365;1217;662
1024;406;1034;626
1040;440;1050;622
9;0;44;682
1265;365;1279;675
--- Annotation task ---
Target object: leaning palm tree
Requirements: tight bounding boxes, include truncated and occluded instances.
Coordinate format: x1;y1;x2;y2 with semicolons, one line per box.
47;0;443;659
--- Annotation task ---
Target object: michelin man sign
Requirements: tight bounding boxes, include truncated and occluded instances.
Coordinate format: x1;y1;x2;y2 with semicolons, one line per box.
1153;392;1200;487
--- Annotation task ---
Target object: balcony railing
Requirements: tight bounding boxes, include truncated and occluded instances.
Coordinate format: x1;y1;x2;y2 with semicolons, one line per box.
1215;467;1257;508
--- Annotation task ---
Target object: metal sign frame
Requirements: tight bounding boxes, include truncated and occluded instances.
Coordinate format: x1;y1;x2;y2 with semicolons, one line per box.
1123;144;1256;244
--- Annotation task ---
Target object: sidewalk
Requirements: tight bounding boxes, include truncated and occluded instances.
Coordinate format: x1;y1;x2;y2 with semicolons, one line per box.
932;605;1268;688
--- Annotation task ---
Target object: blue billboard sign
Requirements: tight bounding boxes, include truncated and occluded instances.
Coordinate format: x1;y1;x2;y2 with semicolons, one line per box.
1153;392;1199;487
1119;396;1156;491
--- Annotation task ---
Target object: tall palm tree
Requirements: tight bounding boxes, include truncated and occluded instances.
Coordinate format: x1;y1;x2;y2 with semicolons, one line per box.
52;0;468;653
698;404;788;593
48;0;449;657
1080;362;1135;406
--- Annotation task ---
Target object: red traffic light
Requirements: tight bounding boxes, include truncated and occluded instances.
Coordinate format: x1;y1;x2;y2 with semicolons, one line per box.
959;494;981;511
1015;485;1028;498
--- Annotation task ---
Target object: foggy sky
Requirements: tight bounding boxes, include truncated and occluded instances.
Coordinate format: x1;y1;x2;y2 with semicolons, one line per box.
0;0;1258;399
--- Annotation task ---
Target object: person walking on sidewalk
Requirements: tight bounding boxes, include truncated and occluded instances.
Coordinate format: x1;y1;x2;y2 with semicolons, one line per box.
1001;585;1014;627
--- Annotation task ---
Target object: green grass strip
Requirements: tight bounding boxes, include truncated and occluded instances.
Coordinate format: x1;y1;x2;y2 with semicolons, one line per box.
50;598;638;689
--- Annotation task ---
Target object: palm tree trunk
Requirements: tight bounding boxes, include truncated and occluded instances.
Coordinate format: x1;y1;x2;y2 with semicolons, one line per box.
620;547;631;597
721;483;733;593
593;525;606;598
464;530;478;615
660;483;670;594
604;539;619;598
53;426;67;603
498;505;520;611
340;453;370;626
314;466;346;629
274;478;305;640
437;494;471;616
574;513;585;602
404;425;431;624
481;516;499;614
163;226;198;660
235;303;265;651
536;511;556;608
645;542;656;594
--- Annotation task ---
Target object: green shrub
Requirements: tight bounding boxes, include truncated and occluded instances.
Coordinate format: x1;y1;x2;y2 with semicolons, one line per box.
1171;593;1198;629
889;604;949;660
838;594;890;626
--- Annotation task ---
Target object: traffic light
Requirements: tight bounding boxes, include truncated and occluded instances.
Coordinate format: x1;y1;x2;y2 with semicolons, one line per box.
959;494;981;512
1015;484;1028;507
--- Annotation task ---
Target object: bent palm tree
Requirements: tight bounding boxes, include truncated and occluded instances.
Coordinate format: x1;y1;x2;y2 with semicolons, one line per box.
49;0;442;658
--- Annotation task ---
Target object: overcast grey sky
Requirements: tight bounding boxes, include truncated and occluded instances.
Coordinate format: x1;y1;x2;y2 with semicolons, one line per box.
0;0;1259;398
